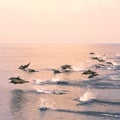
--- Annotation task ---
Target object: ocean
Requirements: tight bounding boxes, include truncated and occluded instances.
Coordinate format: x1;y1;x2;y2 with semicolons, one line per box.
0;43;120;120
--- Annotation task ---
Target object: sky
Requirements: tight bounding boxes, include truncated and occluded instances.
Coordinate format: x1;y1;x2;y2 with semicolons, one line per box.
0;0;120;44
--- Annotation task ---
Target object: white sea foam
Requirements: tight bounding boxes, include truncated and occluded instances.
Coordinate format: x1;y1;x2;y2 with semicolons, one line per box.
92;53;106;61
111;61;119;66
40;98;49;108
33;83;62;94
51;77;60;82
32;79;45;85
33;84;46;92
39;98;55;110
79;91;95;102
106;61;120;70
34;86;53;94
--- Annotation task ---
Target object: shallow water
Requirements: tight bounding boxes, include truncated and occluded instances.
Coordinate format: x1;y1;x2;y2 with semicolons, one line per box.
0;43;120;120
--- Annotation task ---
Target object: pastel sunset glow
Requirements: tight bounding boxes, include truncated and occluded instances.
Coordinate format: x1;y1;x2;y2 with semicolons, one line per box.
0;0;120;43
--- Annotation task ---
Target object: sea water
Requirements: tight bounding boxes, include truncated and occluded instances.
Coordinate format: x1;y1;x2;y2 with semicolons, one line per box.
0;43;120;120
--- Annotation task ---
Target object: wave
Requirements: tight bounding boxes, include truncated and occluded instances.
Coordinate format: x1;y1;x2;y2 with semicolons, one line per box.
51;77;70;85
76;91;120;106
108;74;120;81
80;80;120;89
32;75;120;90
54;109;120;118
32;77;70;85
107;65;120;70
39;108;120;119
114;65;120;70
87;82;120;89
33;87;66;95
77;99;120;106
77;81;119;89
33;78;120;89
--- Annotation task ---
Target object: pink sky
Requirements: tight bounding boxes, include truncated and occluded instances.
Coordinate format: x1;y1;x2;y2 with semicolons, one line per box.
0;0;120;43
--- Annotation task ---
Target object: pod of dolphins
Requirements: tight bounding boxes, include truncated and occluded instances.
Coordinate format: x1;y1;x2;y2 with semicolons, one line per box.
8;52;113;84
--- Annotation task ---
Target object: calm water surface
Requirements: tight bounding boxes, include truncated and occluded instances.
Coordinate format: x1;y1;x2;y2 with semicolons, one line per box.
0;44;120;120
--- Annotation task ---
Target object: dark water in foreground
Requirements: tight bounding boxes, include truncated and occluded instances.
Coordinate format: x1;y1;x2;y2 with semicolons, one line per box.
0;44;120;120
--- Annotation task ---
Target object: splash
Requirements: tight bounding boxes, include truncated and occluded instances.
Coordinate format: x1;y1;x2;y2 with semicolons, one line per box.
79;91;95;102
106;61;120;70
33;83;65;94
33;85;46;93
51;77;60;82
39;98;55;110
40;98;48;108
32;79;46;85
33;85;52;94
32;79;43;84
111;61;119;66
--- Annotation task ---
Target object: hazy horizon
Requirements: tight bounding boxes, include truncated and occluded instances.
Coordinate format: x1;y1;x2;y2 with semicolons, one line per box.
0;0;120;44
